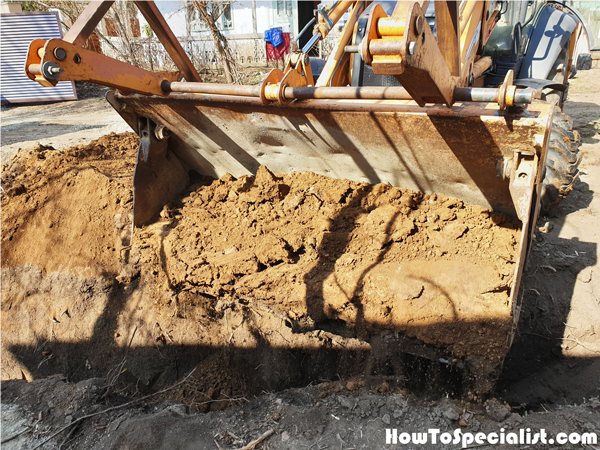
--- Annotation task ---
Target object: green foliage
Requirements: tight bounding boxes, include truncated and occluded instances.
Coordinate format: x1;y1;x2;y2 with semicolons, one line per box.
142;24;153;38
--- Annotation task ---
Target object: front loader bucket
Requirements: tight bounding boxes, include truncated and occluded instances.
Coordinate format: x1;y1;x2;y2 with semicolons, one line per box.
107;91;554;394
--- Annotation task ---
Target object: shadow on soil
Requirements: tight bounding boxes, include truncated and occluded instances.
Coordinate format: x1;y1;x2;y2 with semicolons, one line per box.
498;178;598;408
7;183;509;407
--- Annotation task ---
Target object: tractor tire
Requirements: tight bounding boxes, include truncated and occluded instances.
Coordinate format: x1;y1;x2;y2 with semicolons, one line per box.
540;107;582;211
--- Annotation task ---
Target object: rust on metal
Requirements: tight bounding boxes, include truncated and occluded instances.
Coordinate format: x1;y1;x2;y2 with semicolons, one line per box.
133;1;201;83
284;86;411;100
498;70;514;111
159;81;534;105
505;85;517;108
384;3;455;106
391;0;430;19
25;39;177;96
133;117;189;226
25;39;54;86
111;91;553;221
26;1;199;92
278;66;307;105
369;38;404;56
106;88;554;370
361;4;388;65
260;69;284;104
166;82;259;97
434;0;460;77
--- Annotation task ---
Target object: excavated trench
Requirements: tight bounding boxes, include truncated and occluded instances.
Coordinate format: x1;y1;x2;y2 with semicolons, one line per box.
1;133;524;409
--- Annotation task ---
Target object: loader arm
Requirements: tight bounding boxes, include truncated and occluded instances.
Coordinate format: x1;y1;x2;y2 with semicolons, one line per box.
25;0;200;96
26;1;530;108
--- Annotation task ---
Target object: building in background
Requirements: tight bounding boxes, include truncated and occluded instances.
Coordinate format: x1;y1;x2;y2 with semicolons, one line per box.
123;1;322;66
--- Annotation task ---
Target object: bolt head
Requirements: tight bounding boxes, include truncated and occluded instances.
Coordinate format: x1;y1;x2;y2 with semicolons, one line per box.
53;47;67;61
415;15;424;35
41;61;62;80
408;42;417;55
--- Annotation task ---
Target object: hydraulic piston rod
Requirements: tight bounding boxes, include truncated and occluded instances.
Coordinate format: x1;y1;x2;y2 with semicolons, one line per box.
163;81;535;105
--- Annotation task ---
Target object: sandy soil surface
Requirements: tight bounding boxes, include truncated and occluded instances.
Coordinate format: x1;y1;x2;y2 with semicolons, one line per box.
1;71;599;449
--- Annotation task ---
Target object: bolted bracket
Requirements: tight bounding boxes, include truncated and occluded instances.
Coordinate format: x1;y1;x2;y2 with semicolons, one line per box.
260;69;284;104
366;3;454;106
498;70;517;111
361;4;388;65
133;117;189;227
508;152;538;222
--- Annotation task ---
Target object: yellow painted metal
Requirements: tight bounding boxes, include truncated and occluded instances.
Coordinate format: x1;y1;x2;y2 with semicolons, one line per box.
316;1;365;87
459;0;478;34
459;1;484;78
377;17;406;36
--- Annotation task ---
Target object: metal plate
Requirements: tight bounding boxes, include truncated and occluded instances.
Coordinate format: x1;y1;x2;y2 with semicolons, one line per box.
110;93;553;219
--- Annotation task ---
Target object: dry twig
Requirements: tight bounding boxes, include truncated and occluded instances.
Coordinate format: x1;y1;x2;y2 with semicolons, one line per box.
561;337;600;353
235;429;275;450
1;426;31;444
31;368;196;450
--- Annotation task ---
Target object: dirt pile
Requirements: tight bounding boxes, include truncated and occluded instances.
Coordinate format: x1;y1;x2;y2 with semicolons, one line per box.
2;133;521;401
1;133;137;275
151;166;521;359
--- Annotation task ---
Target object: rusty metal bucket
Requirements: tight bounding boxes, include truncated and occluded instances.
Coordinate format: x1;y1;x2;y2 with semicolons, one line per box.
106;91;554;392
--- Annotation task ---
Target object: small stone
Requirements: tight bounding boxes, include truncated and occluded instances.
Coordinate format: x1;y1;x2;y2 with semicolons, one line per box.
336;396;354;409
281;431;290;442
459;419;468;427
382;414;391;425
393;409;403;419
577;267;593;283
443;407;460;421
346;380;358;391
65;415;73;425
486;400;511;422
319;392;327;399
538;221;553;233
167;404;187;416
47;401;54;408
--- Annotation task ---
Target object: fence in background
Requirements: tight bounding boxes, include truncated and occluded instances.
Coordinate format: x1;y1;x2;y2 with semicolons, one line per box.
102;33;338;74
